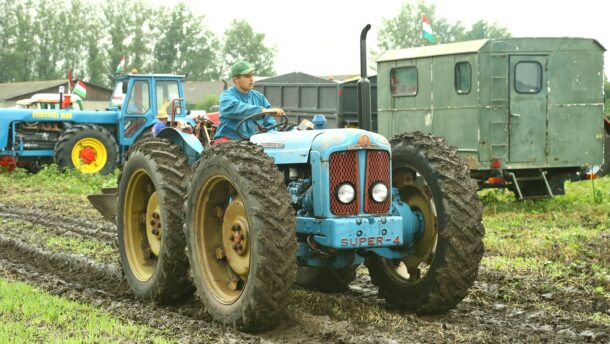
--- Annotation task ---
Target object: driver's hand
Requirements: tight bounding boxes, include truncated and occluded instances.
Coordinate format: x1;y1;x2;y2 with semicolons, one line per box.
262;107;285;118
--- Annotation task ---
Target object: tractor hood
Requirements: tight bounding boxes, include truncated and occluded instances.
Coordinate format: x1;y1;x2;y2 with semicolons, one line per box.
250;129;391;164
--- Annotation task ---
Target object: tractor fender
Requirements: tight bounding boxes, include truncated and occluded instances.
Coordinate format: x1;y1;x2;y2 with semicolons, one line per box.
157;128;203;166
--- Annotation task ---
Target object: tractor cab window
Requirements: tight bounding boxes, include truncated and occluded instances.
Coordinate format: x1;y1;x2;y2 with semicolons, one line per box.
455;62;471;94
515;62;542;94
110;81;125;108
390;66;418;96
155;80;181;116
126;80;150;114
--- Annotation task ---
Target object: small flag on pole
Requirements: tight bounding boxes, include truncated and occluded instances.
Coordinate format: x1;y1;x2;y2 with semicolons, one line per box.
73;81;87;98
67;69;74;89
116;56;126;74
422;15;435;43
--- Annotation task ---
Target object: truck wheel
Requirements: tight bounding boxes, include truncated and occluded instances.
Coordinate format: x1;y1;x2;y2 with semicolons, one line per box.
365;131;484;314
295;267;357;293
117;138;191;304
54;124;118;174
184;141;297;331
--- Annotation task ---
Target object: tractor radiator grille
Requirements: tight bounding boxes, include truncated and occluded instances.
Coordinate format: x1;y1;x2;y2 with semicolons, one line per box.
329;151;360;215
364;150;391;214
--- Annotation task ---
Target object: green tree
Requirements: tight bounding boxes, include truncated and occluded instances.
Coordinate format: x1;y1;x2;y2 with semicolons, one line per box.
104;0;133;80
465;20;511;40
221;19;276;77
152;2;219;79
377;0;511;52
80;2;107;86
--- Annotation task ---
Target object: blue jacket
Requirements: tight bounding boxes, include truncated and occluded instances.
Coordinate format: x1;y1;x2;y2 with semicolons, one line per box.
152;121;166;136
214;86;276;140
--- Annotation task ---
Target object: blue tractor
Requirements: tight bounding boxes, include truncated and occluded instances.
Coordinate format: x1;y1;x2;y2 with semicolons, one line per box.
0;74;190;174
89;113;484;331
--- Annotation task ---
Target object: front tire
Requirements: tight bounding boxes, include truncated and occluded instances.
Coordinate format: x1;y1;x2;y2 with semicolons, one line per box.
184;141;297;331
54;124;118;174
117;138;191;304
365;131;484;314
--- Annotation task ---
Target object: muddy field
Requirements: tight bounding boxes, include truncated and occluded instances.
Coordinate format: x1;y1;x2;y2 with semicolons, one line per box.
0;176;609;343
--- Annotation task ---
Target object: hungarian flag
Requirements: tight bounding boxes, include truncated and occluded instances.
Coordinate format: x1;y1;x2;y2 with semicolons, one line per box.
422;15;435;43
73;81;87;98
115;56;126;74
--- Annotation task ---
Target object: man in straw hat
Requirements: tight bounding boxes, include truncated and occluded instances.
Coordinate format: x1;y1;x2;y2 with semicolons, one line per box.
152;102;169;136
214;60;285;142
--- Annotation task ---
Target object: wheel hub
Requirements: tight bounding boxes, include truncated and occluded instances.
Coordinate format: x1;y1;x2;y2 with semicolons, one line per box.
79;147;97;164
222;196;250;278
145;192;162;257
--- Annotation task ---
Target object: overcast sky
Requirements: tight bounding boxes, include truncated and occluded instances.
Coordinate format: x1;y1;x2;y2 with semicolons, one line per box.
169;0;609;78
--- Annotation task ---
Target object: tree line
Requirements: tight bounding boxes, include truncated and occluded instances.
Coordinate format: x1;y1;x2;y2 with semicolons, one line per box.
0;0;513;88
0;0;277;86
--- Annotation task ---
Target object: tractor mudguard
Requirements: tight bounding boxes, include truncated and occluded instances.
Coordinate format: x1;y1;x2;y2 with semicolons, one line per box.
157;127;203;166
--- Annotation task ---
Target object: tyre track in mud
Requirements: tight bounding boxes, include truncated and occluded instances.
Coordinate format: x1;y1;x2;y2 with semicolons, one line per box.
0;224;260;343
0;206;391;343
1;202;609;343
0;204;115;244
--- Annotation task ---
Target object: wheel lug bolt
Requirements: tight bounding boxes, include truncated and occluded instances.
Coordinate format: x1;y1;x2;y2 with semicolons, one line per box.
150;220;156;226
229;234;234;241
237;244;243;251
232;244;238;250
240;234;245;241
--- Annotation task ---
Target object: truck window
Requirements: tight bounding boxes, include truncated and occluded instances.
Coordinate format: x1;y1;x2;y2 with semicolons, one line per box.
455;62;471;94
515;62;542;94
126;80;150;114
155;80;180;115
390;67;418;96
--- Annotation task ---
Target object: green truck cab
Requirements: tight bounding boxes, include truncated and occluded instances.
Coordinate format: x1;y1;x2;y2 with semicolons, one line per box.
377;38;606;198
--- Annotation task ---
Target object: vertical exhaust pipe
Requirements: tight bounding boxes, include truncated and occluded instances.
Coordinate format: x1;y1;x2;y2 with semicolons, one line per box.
357;24;372;131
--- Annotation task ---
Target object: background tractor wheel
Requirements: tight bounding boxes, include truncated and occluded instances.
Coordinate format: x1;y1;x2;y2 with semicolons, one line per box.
295;267;357;293
54;124;118;174
365;131;484;314
184;141;297;331
117;138;191;304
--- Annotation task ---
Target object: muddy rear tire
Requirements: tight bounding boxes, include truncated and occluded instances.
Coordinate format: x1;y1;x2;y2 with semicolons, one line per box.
295;267;357;293
365;131;484;314
117;138;191;304
55;124;118;175
184;141;297;331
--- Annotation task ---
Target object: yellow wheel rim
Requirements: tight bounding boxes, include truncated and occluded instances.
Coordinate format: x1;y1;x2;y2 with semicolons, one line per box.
194;174;250;304
123;169;158;282
71;138;107;174
385;166;438;283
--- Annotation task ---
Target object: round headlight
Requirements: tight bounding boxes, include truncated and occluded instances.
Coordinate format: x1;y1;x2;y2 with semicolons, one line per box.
336;183;356;204
371;182;389;203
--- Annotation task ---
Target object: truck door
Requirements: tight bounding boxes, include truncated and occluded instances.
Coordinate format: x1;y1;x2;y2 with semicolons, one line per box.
508;56;547;164
121;79;152;143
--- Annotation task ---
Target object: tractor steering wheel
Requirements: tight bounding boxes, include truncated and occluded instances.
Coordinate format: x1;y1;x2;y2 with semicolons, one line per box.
235;112;288;140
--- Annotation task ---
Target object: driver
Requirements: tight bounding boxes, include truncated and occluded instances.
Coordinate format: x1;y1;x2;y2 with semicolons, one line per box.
214;61;285;142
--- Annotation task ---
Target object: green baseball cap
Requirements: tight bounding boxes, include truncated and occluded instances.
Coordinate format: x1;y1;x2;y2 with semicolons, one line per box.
231;61;257;77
